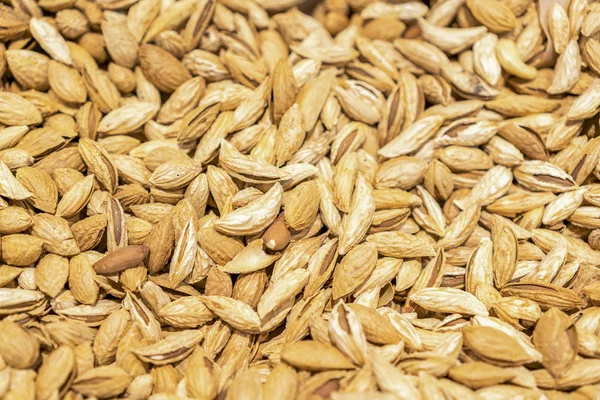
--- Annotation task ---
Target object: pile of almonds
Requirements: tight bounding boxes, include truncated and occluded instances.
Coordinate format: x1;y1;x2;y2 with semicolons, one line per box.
2;0;600;398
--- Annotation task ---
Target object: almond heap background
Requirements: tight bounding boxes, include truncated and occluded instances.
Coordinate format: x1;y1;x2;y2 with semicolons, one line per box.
0;0;600;399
